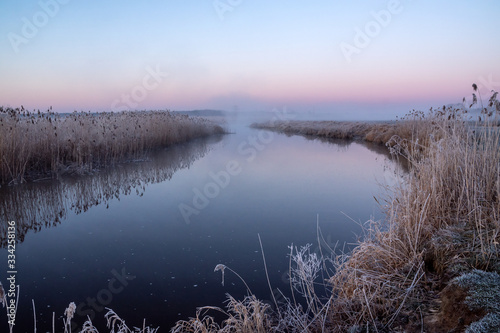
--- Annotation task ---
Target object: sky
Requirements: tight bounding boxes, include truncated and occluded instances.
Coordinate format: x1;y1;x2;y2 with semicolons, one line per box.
0;0;499;119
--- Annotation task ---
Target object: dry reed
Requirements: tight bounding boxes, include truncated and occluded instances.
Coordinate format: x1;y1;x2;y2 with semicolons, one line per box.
0;107;225;185
251;108;476;149
172;295;275;333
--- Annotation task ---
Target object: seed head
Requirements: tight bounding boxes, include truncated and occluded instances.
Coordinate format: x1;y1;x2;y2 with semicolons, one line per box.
214;264;226;286
64;302;76;320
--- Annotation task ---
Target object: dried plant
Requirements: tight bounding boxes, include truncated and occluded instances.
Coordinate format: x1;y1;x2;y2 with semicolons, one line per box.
63;302;76;333
80;318;100;333
104;308;159;333
289;244;323;317
171;295;274;333
0;135;213;248
214;264;253;294
326;90;500;331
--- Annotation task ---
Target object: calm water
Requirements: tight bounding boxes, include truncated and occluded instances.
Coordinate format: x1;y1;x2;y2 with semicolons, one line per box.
0;117;403;331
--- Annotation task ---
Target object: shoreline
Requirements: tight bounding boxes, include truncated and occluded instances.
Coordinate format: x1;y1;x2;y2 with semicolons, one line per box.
245;110;500;332
251;120;407;145
251;118;500;147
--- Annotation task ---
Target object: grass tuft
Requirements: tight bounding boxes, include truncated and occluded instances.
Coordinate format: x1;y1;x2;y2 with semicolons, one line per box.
171;295;274;333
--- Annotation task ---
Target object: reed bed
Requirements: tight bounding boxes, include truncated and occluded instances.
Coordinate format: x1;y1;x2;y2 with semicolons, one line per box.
251;109;480;148
0;107;225;185
325;95;500;331
251;119;397;144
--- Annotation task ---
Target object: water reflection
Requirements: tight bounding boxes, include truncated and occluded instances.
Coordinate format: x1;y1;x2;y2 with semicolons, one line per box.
284;133;409;172
0;135;222;247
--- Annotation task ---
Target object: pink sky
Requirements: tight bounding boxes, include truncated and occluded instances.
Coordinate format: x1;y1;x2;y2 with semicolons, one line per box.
1;1;499;119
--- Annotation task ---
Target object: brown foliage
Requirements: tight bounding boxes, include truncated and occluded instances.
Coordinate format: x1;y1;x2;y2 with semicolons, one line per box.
0;107;225;185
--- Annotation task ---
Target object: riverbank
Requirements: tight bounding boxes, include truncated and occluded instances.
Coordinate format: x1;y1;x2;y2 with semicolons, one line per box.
250;109;467;149
171;104;500;331
0;107;225;185
251;119;399;144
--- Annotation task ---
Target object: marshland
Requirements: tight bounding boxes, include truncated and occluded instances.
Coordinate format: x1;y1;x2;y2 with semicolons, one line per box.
1;88;499;332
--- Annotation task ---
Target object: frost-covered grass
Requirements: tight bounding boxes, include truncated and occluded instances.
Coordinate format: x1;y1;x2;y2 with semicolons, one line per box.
454;270;500;332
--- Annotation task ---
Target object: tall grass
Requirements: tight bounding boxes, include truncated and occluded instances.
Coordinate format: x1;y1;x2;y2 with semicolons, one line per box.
325;96;500;331
0;107;225;185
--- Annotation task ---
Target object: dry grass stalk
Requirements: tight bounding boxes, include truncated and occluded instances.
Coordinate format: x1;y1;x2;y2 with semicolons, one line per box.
0;299;159;333
0;282;5;307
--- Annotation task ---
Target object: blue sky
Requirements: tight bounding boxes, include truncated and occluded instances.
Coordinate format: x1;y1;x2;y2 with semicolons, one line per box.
1;0;499;119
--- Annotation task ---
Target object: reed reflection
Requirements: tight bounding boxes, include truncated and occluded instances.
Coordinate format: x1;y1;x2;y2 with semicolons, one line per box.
0;135;222;247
